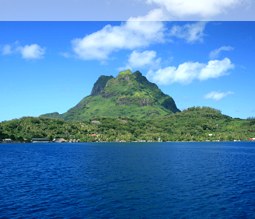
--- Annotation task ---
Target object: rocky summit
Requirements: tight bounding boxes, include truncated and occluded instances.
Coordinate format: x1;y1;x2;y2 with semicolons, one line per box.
41;70;180;121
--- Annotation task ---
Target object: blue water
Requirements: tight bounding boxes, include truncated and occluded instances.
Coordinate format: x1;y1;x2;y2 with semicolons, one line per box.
1;142;255;218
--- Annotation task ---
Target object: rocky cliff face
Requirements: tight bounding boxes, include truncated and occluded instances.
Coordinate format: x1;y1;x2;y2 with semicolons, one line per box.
90;75;113;96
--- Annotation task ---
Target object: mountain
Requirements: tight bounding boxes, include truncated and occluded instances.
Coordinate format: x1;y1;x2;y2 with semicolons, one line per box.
41;70;180;121
2;70;255;142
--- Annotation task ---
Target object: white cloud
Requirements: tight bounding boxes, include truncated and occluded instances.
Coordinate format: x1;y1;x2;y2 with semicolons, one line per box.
146;0;242;18
205;91;234;101
18;44;45;60
199;58;234;80
147;58;234;85
2;43;45;60
209;46;234;59
72;21;165;60
170;22;206;43
128;8;167;21
126;50;161;69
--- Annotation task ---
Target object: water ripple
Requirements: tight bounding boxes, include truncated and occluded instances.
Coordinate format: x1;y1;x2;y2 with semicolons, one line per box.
0;142;255;218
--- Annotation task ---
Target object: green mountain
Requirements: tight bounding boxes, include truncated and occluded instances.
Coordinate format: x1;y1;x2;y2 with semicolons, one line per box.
3;69;253;143
41;70;180;121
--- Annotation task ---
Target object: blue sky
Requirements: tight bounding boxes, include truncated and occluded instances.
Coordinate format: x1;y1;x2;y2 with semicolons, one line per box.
1;0;255;21
0;21;255;121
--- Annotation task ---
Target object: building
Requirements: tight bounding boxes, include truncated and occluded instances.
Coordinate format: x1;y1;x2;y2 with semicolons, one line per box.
32;138;50;143
2;138;13;143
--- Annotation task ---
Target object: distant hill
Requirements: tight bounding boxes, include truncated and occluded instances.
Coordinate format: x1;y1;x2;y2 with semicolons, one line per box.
41;70;180;121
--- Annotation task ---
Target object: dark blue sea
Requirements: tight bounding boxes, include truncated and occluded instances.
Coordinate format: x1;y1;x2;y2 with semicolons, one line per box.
1;142;255;218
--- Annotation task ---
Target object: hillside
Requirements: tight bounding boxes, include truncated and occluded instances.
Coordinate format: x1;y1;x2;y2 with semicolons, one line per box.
41;70;180;121
1;107;255;142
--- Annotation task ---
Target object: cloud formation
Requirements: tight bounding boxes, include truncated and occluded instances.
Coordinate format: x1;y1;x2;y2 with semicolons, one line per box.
126;50;161;69
146;0;242;18
72;21;165;61
170;22;206;43
147;58;234;85
2;43;45;60
205;91;234;101
18;44;45;60
128;8;167;21
209;46;234;59
71;21;207;61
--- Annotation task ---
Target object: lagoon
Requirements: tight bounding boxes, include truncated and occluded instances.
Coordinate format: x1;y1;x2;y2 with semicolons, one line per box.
1;142;255;218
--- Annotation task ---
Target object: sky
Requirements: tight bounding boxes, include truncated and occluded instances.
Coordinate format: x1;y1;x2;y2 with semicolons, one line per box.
1;0;255;21
0;0;255;122
0;21;255;121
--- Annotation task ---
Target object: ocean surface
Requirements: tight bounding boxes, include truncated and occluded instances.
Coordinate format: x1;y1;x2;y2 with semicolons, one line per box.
0;142;255;218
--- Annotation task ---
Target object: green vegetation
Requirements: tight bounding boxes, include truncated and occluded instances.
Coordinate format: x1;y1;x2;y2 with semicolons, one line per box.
1;107;254;142
41;70;179;121
1;70;254;143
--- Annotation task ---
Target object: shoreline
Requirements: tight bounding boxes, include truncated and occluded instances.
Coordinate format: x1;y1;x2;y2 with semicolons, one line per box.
1;140;254;144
